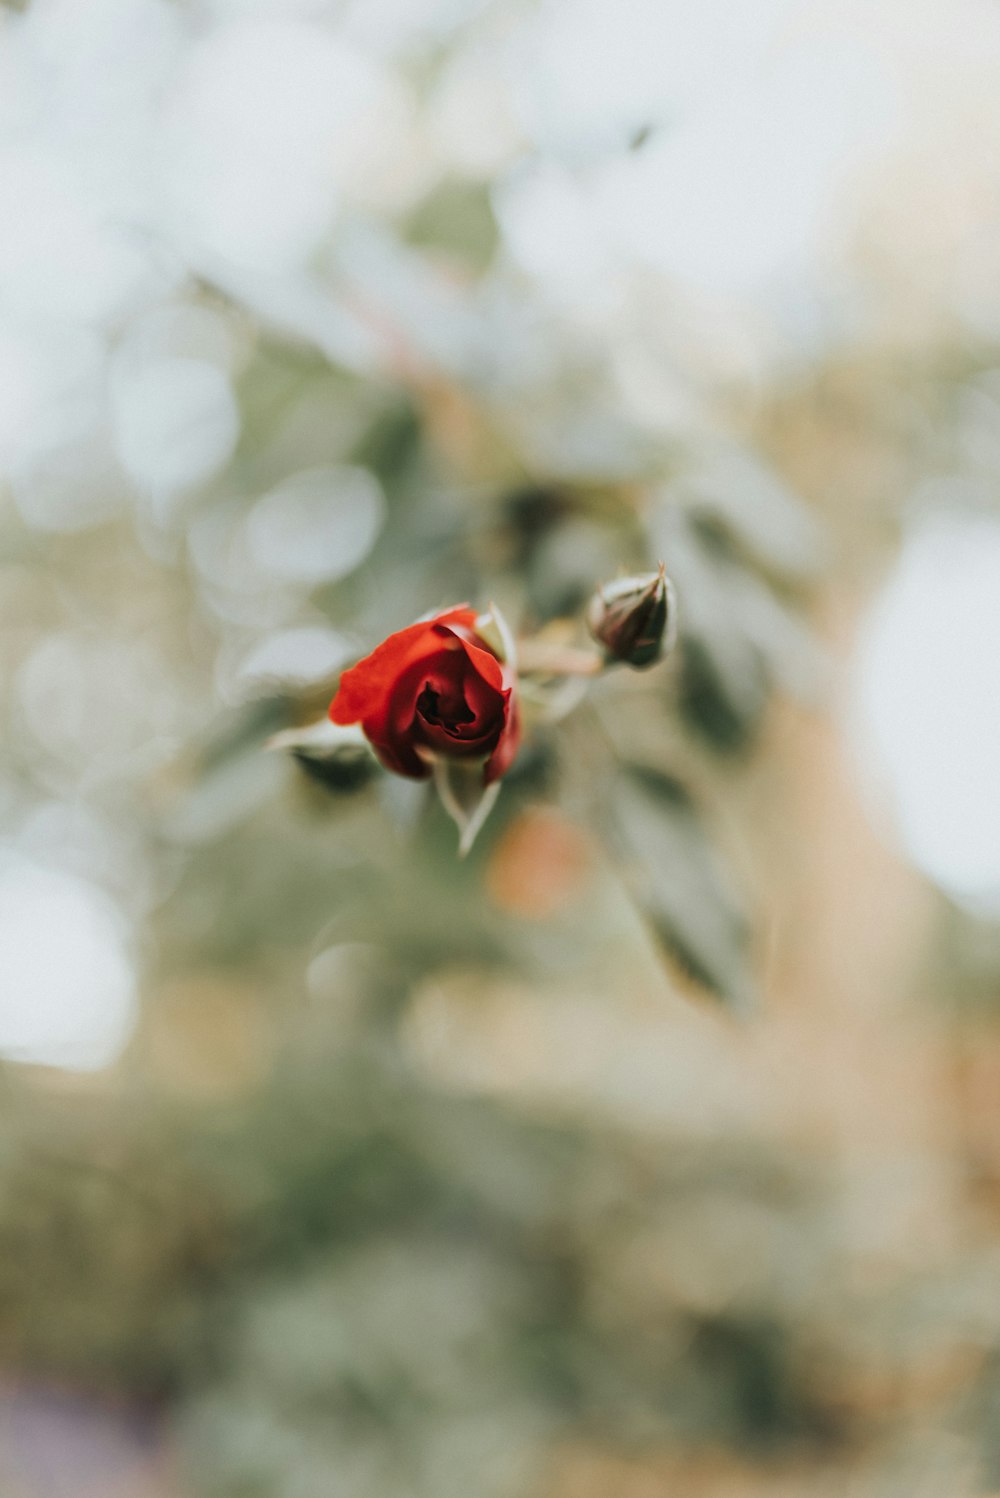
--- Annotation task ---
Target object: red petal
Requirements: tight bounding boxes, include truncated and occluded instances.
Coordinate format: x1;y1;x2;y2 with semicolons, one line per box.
381;650;458;741
365;650;458;776
445;627;504;692
329;606;477;726
484;692;520;784
328;604;520;783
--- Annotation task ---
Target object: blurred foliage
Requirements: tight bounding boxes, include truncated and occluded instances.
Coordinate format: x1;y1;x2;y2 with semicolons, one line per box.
0;2;999;1496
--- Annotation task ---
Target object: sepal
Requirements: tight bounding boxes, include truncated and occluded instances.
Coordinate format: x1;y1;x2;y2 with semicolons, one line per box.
432;757;502;857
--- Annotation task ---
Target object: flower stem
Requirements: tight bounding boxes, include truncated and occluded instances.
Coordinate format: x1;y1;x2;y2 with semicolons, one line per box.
516;643;604;678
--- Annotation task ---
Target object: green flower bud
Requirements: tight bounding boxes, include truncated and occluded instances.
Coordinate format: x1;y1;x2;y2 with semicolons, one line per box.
586;564;676;669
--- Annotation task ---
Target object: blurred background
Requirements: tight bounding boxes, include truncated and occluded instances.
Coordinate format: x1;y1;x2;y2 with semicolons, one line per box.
2;0;1000;1494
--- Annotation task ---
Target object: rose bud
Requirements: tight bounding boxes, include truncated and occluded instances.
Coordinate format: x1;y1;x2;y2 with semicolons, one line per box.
328;605;520;786
586;563;676;669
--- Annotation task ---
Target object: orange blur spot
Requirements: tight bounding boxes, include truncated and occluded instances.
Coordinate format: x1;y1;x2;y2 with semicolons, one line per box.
486;806;592;918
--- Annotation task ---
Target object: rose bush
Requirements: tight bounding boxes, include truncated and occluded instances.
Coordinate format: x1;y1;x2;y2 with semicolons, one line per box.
329;606;520;783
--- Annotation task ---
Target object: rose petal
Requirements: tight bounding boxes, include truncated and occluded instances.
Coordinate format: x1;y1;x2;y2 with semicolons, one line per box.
461;661;506;730
484;693;520;784
418;718;502;756
367;650;461;775
329;606;477;726
445;627;505;693
328;603;521;786
416;677;474;728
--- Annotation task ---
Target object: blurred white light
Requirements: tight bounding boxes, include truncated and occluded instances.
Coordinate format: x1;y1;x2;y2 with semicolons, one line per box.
246;465;385;583
0;323;106;474
0;856;136;1070
494;164;614;306
0;332;43;469
510;0;792;154
118;302;252;378
429;59;522;179
17;631;177;768
19;801;158;918
111;355;240;500
187;500;302;626
161;19;384;271
11;429;124;534
499;10;902;324
23;0;182;129
340;0;486;53
0;144;157;325
850;510;1000;913
233;626;355;692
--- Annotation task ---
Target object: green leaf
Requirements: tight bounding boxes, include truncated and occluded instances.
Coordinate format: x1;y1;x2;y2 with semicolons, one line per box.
661;511;820;753
658;442;825;583
608;765;755;1009
404;179;500;273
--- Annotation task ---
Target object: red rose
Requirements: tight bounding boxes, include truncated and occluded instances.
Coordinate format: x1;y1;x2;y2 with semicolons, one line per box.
329;605;520;784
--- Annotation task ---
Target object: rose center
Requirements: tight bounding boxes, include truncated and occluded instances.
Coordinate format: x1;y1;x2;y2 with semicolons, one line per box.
416;682;476;733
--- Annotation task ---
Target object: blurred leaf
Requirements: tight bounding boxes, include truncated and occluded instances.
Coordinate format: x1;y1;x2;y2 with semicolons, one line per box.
608;764;754;1008
679;634;770;754
658;443;825;583
169;747;289;846
663;510;819;752
405;180;500;273
494;485;579;570
525;517;621;621
973;1353;1000;1488
290;745;380;795
349;399;423;487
